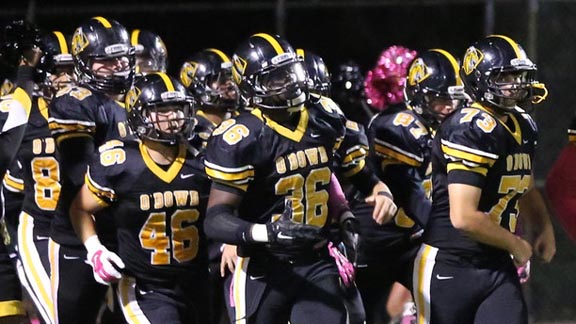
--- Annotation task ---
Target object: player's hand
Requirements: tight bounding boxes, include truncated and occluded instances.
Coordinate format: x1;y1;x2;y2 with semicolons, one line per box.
532;223;556;263
365;181;397;225
85;236;125;286
266;200;324;246
517;260;531;284
220;244;237;277
327;242;355;287
511;237;532;268
20;46;42;67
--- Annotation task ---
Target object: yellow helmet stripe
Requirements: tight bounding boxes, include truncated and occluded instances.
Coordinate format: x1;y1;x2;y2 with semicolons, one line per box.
206;48;231;63
130;29;141;46
489;34;523;58
430;48;462;85
53;31;69;54
154;72;175;92
253;33;284;55
296;48;305;59
93;16;113;28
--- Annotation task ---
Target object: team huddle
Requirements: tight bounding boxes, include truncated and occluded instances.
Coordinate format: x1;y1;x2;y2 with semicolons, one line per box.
0;15;558;324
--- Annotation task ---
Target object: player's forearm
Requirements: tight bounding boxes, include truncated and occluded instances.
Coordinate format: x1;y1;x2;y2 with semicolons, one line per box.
69;202;98;244
451;210;525;254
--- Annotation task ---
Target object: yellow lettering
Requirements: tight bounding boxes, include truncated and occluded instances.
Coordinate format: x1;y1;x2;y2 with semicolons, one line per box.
174;191;189;207
153;192;164;209
140;194;150;211
275;157;287;175
164;191;174;208
304;148;319;166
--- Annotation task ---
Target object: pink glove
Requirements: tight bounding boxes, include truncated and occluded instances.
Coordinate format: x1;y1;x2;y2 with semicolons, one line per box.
517;260;531;284
85;236;125;285
328;242;355;287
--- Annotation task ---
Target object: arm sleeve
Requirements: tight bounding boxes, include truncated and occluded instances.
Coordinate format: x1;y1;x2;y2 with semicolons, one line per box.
204;202;254;245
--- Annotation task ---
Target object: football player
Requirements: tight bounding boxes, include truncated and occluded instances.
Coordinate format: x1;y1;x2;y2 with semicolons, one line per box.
330;61;374;128
0;19;44;324
47;16;135;324
361;48;464;324
413;35;555;324
10;29;76;324
70;72;211;323
203;33;396;324
179;48;240;324
130;29;168;75
179;48;239;151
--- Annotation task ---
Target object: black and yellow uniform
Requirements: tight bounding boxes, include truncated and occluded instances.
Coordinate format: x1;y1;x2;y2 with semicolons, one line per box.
415;103;535;324
48;85;131;246
204;98;349;324
47;85;132;323
86;139;211;323
0;67;34;319
356;103;432;323
12;95;61;324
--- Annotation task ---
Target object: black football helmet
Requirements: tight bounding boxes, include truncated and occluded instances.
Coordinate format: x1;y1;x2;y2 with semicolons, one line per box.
41;31;75;96
125;72;195;145
232;33;308;110
71;16;135;95
405;49;465;126
460;35;547;112
130;29;168;74
297;48;331;97
179;48;239;111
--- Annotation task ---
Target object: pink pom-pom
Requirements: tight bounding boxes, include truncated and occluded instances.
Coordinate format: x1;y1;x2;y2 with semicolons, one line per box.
364;46;417;111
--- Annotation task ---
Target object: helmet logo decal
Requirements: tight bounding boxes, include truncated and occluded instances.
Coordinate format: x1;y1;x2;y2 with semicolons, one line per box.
125;87;141;112
232;55;247;84
462;46;483;76
407;58;431;86
179;62;197;88
71;29;89;55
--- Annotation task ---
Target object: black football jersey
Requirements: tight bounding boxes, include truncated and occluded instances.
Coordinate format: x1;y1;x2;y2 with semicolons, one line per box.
86;140;211;284
11;97;61;230
204;98;346;256
48;85;133;246
190;110;218;151
363;105;433;248
424;103;537;258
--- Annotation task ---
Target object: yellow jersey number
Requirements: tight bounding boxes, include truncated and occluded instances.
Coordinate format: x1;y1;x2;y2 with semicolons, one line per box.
274;167;330;227
488;174;531;232
31;138;61;211
139;209;200;265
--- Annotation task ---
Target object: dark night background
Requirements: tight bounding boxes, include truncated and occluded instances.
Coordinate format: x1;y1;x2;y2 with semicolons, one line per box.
2;1;576;322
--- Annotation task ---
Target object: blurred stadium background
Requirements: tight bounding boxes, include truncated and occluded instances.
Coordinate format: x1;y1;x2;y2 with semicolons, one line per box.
2;0;575;322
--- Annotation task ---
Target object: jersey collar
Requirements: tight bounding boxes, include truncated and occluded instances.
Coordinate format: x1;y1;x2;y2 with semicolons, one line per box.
251;108;309;142
139;142;187;183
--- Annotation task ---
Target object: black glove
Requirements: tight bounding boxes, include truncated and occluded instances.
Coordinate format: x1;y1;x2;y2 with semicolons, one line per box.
339;211;360;264
266;200;324;246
